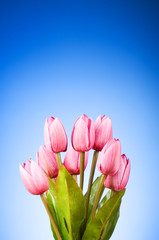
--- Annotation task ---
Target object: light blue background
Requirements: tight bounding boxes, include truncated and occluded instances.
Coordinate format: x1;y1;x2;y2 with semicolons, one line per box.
0;1;158;239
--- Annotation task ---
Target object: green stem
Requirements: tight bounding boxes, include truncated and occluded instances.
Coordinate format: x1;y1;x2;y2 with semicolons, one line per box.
80;152;85;191
73;175;77;182
51;178;56;184
85;150;99;220
110;190;116;197
91;174;106;220
55;153;62;169
40;194;62;240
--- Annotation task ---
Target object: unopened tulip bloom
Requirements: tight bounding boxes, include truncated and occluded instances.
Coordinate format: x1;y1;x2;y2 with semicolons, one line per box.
36;145;58;178
104;154;131;191
93;115;113;151
71;114;95;152
19;159;49;195
97;138;121;176
64;146;89;175
44;116;67;153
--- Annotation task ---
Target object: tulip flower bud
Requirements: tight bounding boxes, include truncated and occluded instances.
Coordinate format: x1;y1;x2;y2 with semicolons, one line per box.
64;145;89;175
93;115;113;151
97;138;121;175
71;114;95;152
104;154;131;191
36;145;58;178
19;159;49;195
44;116;67;153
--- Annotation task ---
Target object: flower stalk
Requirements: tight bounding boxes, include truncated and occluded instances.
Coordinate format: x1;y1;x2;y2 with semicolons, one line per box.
40;193;62;240
91;174;106;220
85;150;99;220
80;152;85;191
55;153;62;169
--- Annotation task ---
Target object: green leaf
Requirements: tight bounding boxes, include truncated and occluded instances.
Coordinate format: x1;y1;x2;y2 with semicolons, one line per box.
101;207;120;240
46;191;58;240
48;178;56;196
99;190;120;240
85;176;105;222
56;166;86;240
47;183;69;240
98;190;111;210
82;189;125;240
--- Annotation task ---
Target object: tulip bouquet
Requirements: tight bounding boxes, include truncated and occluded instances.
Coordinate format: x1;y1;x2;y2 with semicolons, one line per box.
20;114;130;240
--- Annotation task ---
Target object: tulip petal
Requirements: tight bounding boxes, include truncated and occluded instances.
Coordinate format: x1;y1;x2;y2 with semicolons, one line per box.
88;118;95;149
64;146;89;175
72;118;89;151
19;165;39;195
97;139;121;175
94;115;102;130
44;119;52;152
31;160;49;194
64;146;80;174
23;160;31;174
109;140;121;175
120;158;131;190
42;145;58;177
50;118;67;153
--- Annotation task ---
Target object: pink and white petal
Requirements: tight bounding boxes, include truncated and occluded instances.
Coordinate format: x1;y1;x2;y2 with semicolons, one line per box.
43;146;58;177
103;139;114;153
19;165;39;195
120;158;131;190
88;118;95;149
109;140;121;175
31;161;49;194
72;118;89;151
50;118;67;152
64;146;79;174
94;115;102;130
104;175;113;189
47;117;55;129
101;115;107;121
104;118;113;141
81;114;89;125
24;160;32;174
37;146;48;174
44;119;52;152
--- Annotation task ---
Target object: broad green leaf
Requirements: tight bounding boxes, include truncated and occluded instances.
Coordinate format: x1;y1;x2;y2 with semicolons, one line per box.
97;190;121;239
47;185;69;240
82;189;125;240
46;191;58;240
101;207;120;240
56;166;86;240
48;178;56;196
99;191;121;240
54;199;70;240
85;176;105;222
98;190;111;210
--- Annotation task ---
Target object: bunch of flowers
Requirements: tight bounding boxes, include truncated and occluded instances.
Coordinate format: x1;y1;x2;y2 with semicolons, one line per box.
20;114;130;240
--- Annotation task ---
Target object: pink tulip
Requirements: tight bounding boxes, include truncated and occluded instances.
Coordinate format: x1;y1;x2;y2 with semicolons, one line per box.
19;159;49;195
93;115;113;151
64;145;89;175
36;145;58;178
44;116;67;153
97;138;121;175
104;154;131;191
71;114;95;152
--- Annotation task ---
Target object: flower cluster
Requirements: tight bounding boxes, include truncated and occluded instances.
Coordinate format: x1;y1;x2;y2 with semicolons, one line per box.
19;114;131;240
20;114;130;195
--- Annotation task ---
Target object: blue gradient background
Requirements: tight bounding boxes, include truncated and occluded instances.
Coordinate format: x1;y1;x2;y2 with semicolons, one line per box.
0;1;159;239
